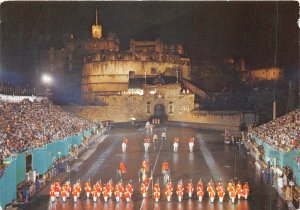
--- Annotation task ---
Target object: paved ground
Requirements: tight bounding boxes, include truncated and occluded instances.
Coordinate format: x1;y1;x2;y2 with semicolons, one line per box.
25;126;288;210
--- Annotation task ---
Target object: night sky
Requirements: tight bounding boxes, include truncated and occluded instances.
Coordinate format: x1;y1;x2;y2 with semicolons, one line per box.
0;1;299;84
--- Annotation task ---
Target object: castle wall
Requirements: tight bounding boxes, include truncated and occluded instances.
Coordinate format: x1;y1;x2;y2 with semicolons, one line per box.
68;84;241;130
81;60;190;104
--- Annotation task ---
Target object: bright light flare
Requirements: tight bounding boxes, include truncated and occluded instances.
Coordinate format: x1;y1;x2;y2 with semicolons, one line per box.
41;74;53;84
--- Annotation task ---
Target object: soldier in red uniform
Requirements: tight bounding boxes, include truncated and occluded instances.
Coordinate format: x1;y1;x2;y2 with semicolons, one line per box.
186;179;194;198
120;162;127;174
242;182;249;199
197;179;204;202
95;180;102;198
176;180;184;202
153;181;161;202
235;181;242;199
216;181;225;203
227;180;236;203
61;185;67;202
85;180;92;198
165;181;173;202
207;180;216;203
49;184;56;202
91;185;98;202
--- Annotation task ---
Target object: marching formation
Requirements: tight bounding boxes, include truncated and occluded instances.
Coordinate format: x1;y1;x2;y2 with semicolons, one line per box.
49;130;249;206
49;178;249;204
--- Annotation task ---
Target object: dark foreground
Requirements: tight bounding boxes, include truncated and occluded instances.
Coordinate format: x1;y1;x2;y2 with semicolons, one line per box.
25;126;288;210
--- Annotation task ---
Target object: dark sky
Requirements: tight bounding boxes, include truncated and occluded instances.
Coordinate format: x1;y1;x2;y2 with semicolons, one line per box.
0;1;299;84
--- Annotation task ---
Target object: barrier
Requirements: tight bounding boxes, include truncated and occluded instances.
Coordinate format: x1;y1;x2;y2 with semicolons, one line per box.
253;136;300;187
0;128;95;209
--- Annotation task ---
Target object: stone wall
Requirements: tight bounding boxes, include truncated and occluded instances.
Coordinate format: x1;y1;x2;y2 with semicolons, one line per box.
81;60;190;104
66;84;242;131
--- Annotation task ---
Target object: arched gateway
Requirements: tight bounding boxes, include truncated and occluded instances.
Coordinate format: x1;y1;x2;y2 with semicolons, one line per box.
152;104;167;124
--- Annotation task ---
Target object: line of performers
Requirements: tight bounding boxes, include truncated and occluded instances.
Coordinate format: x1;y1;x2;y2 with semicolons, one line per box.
142;136;195;153
50;178;249;204
49;179;134;203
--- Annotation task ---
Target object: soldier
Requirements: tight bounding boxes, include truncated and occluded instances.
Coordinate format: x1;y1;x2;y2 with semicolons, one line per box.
114;185;121;202
242;182;249;199
95;180;102;198
72;185;79;202
54;180;61;198
91;185;98;202
102;185;109;202
161;131;166;141
165;181;173;202
189;137;195;153
186;179;194;198
65;181;72;198
61;185;67;202
153;181;161;202
120;162;127;174
235;181;242;199
122;137;128;153
85;180;92;198
141;180;148;198
124;183;132;203
216;181;225;203
207;180;216;203
176;180;184;202
173;137;179;152
118;181;125;198
227;180;236;203
49;184;56;202
144;138;150;152
107;179;114;197
197;179;204;202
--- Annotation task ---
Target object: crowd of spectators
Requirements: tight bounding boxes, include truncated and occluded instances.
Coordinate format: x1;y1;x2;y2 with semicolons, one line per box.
0;99;96;161
249;109;300;151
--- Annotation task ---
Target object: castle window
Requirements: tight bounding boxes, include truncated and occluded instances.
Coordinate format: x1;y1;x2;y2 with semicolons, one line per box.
146;101;151;115
169;101;174;115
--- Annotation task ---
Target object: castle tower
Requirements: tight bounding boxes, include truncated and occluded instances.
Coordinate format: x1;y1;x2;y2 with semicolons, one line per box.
92;9;102;39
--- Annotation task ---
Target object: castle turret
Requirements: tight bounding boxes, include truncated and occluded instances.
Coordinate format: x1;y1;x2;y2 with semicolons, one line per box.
92;9;102;39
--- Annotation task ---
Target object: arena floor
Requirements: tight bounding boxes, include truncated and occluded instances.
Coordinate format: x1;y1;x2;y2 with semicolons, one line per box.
26;126;288;210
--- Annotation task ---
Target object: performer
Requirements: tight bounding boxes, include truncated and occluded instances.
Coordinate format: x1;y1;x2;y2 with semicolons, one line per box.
141;180;148;198
216;181;225;203
207;180;216;203
65;181;72;198
235;181;242;199
114;186;121;202
227;181;236;203
118;181;125;198
165;181;173;202
196;179;204;202
75;180;82;197
124;183;132;202
122;137;128;153
120;162;127;174
173;137;179;152
186;179;194;198
61;186;67;202
49;184;56;202
96;180;102;198
188;137;195;153
142;159;150;172
144;138;150;152
162;160;170;183
176;180;184;202
161;131;166;141
54;180;61;198
107;179;114;197
72;185;79;202
102;185;109;202
242;182;249;199
85;180;92;198
91;185;98;202
153;181;161;202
